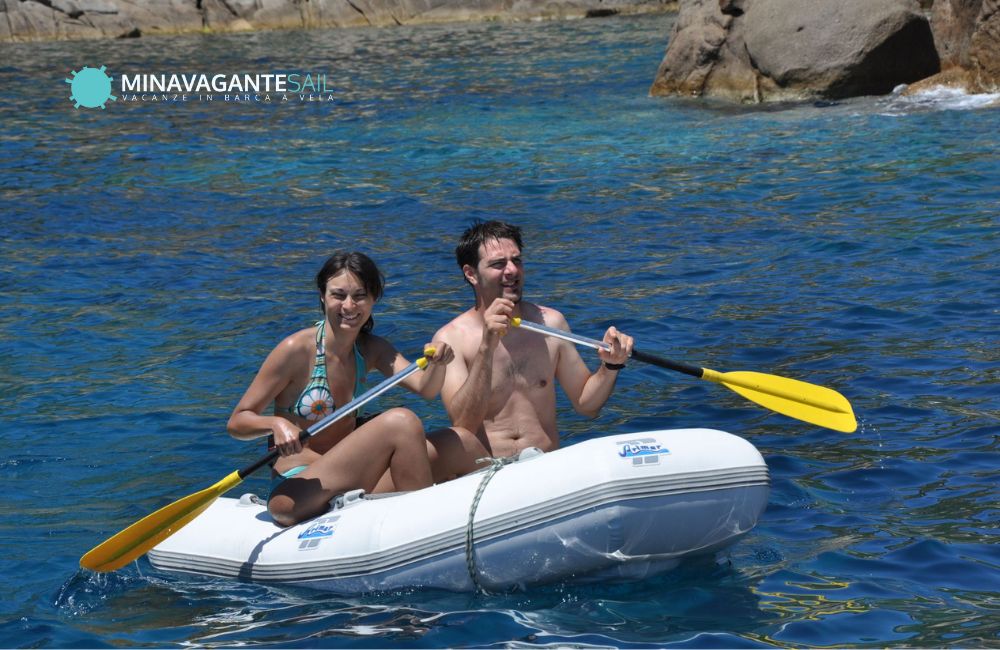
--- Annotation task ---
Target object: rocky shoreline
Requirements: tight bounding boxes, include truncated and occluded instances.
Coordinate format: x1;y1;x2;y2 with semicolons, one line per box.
650;0;999;102
0;0;676;42
5;0;996;105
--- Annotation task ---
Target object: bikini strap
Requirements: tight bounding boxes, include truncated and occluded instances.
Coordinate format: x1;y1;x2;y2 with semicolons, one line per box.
353;341;368;397
311;320;327;380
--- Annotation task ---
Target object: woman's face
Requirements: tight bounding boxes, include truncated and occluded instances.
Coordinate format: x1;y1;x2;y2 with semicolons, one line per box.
321;270;374;333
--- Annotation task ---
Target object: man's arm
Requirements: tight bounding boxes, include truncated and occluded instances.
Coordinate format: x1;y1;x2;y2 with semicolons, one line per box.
438;326;493;433
550;311;633;418
437;299;515;432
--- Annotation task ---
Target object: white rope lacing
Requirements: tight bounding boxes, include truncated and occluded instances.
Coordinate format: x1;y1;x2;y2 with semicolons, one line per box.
464;455;516;594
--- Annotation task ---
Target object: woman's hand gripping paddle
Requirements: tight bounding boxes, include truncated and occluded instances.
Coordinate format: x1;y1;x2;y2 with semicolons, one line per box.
80;352;434;572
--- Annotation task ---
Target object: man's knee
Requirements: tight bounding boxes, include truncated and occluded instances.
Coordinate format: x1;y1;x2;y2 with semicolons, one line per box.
448;425;474;442
427;426;489;481
455;426;492;458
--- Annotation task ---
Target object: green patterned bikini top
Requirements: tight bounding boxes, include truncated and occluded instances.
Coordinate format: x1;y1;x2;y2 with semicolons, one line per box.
286;320;367;422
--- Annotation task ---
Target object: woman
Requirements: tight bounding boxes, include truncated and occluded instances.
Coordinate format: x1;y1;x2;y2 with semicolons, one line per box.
227;252;452;527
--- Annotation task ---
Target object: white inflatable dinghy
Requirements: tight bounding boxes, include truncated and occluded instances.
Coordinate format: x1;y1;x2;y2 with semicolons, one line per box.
148;428;769;592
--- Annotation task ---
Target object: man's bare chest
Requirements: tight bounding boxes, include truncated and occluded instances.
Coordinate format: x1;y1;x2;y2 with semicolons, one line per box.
492;335;554;392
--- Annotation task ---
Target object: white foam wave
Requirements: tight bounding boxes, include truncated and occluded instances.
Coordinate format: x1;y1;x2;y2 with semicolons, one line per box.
878;84;1000;115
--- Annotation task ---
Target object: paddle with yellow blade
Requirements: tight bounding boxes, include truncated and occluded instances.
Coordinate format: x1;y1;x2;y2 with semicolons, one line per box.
511;318;856;433
80;351;435;573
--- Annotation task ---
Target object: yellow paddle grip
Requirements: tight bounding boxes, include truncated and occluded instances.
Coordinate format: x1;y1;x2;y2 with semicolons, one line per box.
417;346;436;369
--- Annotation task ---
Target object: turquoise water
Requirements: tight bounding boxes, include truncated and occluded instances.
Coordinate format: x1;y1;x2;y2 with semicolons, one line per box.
2;13;998;647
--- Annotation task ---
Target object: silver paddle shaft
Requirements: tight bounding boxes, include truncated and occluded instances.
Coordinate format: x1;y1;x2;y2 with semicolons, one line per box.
303;359;424;438
513;318;612;352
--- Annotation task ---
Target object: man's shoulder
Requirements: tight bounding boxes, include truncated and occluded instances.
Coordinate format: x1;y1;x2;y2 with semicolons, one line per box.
434;308;479;338
526;303;569;329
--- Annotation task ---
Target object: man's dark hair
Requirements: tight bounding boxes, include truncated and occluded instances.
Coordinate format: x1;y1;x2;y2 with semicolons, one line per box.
455;220;524;271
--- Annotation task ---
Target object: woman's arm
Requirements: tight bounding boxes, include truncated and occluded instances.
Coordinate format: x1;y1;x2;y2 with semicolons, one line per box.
366;335;453;399
227;335;307;455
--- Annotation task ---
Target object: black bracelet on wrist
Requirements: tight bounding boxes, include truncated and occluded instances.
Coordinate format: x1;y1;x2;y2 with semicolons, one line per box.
603;361;626;371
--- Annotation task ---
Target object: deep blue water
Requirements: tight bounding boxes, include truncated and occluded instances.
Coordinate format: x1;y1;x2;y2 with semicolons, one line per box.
1;12;998;648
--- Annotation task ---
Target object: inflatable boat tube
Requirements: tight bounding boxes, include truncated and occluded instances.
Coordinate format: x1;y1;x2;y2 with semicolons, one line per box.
148;428;769;592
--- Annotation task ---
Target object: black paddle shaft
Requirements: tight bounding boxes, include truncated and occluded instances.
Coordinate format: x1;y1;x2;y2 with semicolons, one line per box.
236;430;310;480
631;350;705;379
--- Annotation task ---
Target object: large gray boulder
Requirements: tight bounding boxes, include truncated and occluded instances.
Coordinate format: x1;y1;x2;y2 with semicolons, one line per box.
650;0;941;102
0;0;204;41
0;0;676;41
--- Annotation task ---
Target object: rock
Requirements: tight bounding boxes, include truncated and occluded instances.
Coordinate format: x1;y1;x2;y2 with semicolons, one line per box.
972;4;1000;90
647;0;734;97
75;0;117;13
743;0;940;98
651;0;941;102
931;0;1000;91
901;64;973;93
97;1;204;37
2;0;100;40
49;0;84;19
933;0;982;69
0;0;677;41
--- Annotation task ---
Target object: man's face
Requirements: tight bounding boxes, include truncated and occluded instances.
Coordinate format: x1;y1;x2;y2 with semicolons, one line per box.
465;237;524;304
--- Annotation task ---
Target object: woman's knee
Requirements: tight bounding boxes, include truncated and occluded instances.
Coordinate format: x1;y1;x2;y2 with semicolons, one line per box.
268;494;297;528
269;492;328;527
380;407;425;439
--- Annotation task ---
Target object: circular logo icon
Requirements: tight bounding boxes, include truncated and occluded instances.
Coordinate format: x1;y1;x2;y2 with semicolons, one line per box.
66;65;117;109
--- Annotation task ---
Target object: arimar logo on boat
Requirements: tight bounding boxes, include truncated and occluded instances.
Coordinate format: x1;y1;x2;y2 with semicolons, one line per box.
299;515;340;540
297;514;340;550
65;65;117;109
617;438;670;466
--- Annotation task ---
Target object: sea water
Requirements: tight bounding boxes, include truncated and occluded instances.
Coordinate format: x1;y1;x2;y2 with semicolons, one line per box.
1;13;998;648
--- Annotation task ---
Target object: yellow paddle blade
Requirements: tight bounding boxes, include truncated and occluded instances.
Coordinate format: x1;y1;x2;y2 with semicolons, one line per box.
80;470;244;572
702;369;857;433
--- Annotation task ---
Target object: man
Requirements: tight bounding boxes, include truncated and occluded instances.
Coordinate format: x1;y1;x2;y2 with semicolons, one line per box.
426;220;633;480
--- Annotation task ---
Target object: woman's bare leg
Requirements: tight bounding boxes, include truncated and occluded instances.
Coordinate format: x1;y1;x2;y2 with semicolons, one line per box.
374;426;492;491
268;408;432;526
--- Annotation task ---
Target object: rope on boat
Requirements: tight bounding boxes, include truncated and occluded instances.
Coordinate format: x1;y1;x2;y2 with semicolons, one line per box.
464;455;515;594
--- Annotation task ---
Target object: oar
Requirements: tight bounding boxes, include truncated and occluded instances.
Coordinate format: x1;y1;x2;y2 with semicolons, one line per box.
80;352;433;573
511;318;856;433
